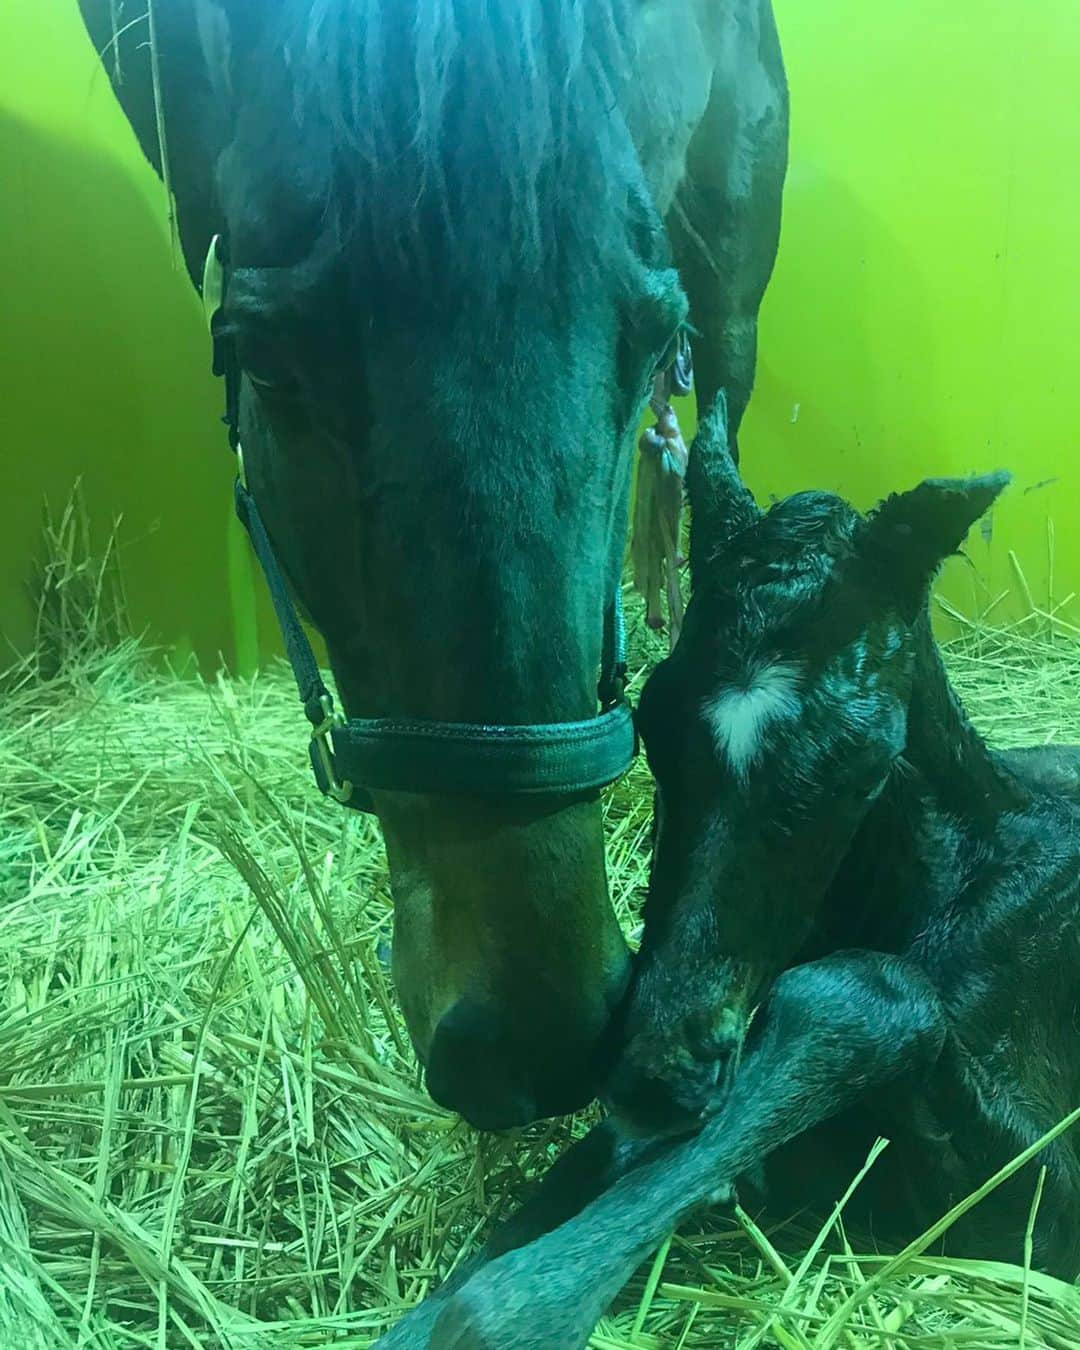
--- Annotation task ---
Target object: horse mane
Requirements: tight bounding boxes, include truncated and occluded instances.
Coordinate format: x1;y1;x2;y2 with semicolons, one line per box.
264;0;638;301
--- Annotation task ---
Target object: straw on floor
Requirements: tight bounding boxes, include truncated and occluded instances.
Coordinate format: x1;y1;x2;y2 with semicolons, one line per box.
1;499;1078;1348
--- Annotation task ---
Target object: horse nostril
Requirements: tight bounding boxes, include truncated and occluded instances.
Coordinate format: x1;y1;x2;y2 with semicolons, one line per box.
426;999;536;1131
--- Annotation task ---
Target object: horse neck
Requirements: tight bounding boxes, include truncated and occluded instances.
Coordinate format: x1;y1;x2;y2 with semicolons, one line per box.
822;610;1028;949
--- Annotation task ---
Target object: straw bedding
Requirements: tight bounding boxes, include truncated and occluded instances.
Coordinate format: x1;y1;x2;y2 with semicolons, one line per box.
1;505;1078;1348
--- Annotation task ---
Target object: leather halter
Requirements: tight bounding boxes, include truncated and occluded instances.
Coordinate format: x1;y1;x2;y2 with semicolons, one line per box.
203;235;638;815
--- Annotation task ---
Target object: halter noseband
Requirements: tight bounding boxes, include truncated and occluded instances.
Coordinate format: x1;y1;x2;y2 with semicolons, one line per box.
204;235;637;815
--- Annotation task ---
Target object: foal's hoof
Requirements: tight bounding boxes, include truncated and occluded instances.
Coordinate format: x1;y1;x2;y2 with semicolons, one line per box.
706;1179;737;1207
691;1174;741;1218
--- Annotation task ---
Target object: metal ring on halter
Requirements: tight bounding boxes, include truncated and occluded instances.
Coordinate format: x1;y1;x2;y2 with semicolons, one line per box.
672;329;694;398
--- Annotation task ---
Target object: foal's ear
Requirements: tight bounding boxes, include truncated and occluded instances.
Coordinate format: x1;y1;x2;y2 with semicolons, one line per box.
687;392;762;588
862;471;1011;617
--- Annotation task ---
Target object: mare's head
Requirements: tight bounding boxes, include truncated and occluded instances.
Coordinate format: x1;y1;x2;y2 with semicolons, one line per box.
609;398;1009;1132
193;1;718;1127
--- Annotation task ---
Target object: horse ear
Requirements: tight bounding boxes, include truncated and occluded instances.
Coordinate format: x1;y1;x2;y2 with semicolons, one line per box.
687;392;762;587
861;472;1011;616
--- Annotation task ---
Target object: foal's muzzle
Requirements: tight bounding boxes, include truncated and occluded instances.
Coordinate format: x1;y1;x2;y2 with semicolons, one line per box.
605;1033;740;1138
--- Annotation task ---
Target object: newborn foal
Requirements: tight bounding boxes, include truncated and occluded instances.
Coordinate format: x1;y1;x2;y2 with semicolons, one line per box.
609;415;1080;1258
380;402;1080;1348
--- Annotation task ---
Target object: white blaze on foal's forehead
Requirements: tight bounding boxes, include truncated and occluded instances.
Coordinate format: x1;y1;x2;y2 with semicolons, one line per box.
703;660;803;778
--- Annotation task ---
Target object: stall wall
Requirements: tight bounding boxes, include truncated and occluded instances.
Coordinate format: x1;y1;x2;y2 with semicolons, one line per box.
0;1;263;673
742;1;1079;628
2;1;1077;673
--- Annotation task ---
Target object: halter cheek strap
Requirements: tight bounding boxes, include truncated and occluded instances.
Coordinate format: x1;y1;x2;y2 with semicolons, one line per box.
205;235;637;815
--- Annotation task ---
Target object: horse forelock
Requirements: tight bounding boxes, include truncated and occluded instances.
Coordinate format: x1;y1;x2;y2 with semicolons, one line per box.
253;0;639;302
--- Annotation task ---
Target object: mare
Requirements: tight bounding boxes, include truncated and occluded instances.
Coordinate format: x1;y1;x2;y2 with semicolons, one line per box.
76;0;789;1128
374;397;1080;1348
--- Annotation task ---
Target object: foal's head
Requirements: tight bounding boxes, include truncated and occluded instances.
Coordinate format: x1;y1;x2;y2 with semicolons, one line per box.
609;398;1009;1132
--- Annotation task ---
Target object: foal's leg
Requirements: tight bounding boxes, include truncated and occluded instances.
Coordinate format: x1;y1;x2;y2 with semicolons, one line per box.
997;744;1080;803
431;952;947;1350
376;1122;665;1348
669;0;788;455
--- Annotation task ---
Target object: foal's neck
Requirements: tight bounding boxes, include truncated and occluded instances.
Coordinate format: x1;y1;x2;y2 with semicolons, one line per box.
824;611;1028;949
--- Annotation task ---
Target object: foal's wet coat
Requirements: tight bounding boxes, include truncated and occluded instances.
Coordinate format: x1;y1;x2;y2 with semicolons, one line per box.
375;423;1080;1348
612;458;1080;1268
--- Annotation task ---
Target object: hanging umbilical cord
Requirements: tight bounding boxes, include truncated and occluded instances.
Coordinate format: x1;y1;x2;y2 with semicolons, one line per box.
630;332;695;646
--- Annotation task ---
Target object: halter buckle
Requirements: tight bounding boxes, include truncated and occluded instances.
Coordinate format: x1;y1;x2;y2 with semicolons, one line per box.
311;694;354;804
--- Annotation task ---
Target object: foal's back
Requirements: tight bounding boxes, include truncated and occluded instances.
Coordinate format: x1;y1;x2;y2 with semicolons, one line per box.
782;753;1080;1273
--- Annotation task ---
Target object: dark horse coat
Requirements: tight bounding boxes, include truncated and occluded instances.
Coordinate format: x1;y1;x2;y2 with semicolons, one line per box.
378;409;1080;1349
75;0;791;1131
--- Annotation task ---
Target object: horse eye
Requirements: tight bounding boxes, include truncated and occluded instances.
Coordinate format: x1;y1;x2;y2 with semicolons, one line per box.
238;332;297;394
247;369;296;395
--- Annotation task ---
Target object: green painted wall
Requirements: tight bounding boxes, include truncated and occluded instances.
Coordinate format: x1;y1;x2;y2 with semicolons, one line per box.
740;0;1079;627
0;0;268;673
2;1;1077;674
